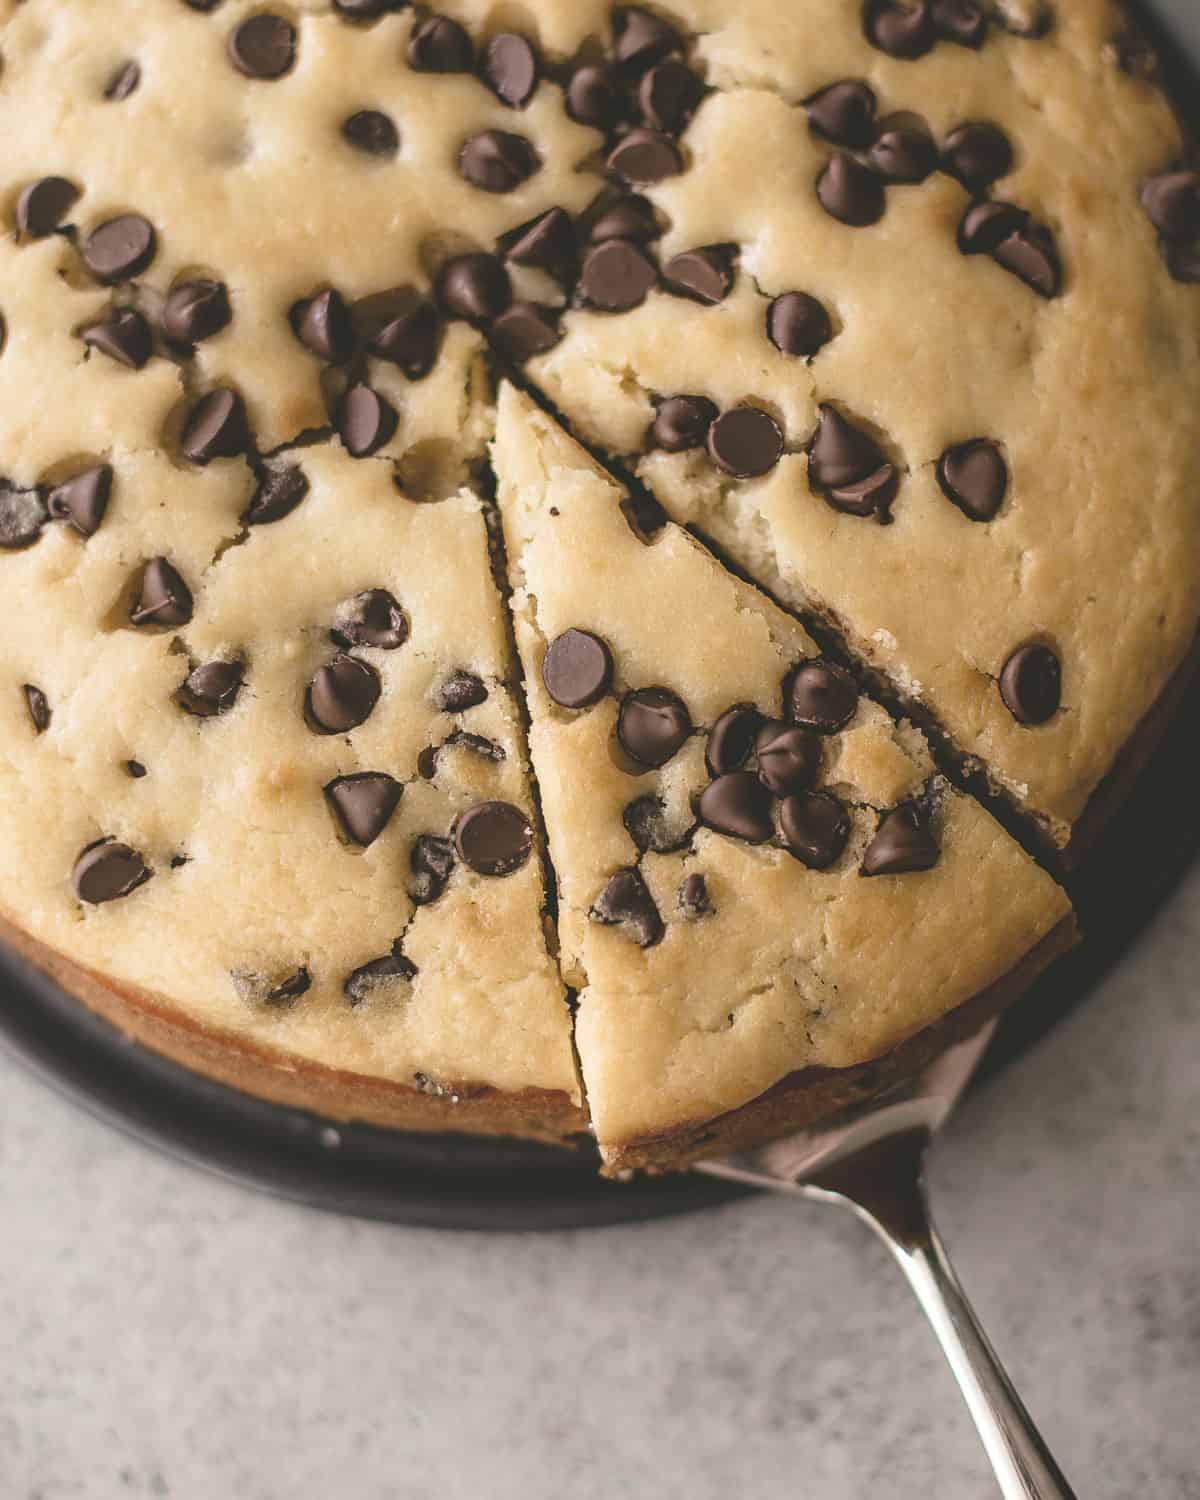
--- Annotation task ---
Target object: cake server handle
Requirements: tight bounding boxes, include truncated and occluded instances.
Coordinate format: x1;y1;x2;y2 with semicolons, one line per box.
806;1129;1078;1500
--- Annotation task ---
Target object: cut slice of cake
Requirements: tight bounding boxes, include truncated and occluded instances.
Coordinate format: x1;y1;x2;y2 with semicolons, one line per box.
493;384;1073;1169
0;439;582;1141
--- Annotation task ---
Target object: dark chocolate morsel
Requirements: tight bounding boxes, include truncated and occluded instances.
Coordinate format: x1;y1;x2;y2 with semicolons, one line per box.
490;301;562;362
767;292;833;358
72;839;152;905
618;686;691;766
638;59;700;132
228;13;296;79
436;253;512;323
707;704;764;776
941;122;1013;192
81;308;153;369
697;771;775;843
652;394;717;451
754;720;821;796
936;438;1007;521
816;153;886;227
786;659;858;732
130;557;194;627
1139;170;1200;242
291;287;353;362
453;800;533;875
325;772;403;846
803;80;877;148
864;0;936;59
588;195;660;244
565;64;624;130
127;760;147;779
181;388;250;464
178;659;244;717
81;214;157;282
806;404;886;490
438;672;488;712
23;684;51;734
662;245;735;304
678;872;711;918
578;238;658;311
266;969;311;1005
827;464;899;518
244;463;309;525
993;221;1061;298
444;730;505;764
306;654;381;733
542;629;613;709
957;200;1028;256
337;382;397;457
867;125;937;184
780;791;850;869
458;129;540;193
47;465;112;537
341;109;400;157
999;643;1061;725
612;7;681;71
344;948;417;1005
407;15;473;72
410;833;456;904
707;406;784;478
606;128;684;184
368;302;442;378
861;804;940;876
332;589;408;650
481;33;539;108
0;483;47;550
590;867;663;948
16;177;80;238
162;279;232;345
501;207;576;279
622;795;691;854
931;0;987;46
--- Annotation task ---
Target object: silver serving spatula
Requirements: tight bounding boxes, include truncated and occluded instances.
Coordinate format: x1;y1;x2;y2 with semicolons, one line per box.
695;1022;1078;1500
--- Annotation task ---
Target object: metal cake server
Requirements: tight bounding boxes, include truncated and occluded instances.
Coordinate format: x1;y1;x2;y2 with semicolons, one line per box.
695;1022;1077;1500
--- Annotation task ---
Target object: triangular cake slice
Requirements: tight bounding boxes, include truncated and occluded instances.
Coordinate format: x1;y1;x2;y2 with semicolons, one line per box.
493;384;1073;1169
1;439;581;1141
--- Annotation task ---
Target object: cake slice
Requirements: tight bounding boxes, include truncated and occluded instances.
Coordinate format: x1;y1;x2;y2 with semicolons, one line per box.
493;384;1073;1169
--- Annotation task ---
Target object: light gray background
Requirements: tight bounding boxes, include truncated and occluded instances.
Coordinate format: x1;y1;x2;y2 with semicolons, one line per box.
4;4;1200;1497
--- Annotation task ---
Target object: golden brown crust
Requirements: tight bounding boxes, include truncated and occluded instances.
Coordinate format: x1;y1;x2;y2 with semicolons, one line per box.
604;913;1079;1174
0;911;588;1145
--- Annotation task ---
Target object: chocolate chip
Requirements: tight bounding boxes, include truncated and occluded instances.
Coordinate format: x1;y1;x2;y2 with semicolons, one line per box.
1140;171;1200;241
306;654;381;733
501;207;576;276
127;760;147;779
816;154;885;227
867;125;937;184
803;80;877;148
828;464;899;518
565;64;624;129
612;7;681;72
652;394;717;451
957;200;1027;255
344;948;416;1005
81;214;157;282
162;279;231;345
341;109;400;157
662;245;735;304
932;0;987;45
697;772;774;843
618;686;691;766
606;128;683;183
591;867;663;947
410;833;455;904
807;404;885;491
130;558;193;627
767;292;833;358
786;659;858;732
16;177;80;238
181;387;250;464
266;968;311;1005
438;672;488;712
178;660;243;717
864;0;935;59
244;463;309;525
104;61;142;101
0;483;46;550
407;15;473;72
542;628;613;708
228;14;296;78
941;122;1013;192
291;288;353;363
416;745;440;780
47;465;111;537
481;33;539;108
588;195;660;243
1166;242;1200;284
337;382;397;457
81;308;153;369
23;684;50;734
623;795;690;854
780;791;850;869
325;772;403;846
638;60;700;132
578;238;658;310
332;589;408;650
706;704;763;775
755;720;821;795
436;253;511;323
993;221;1061;298
335;0;397;16
999;643;1061;724
678;872;711;917
706;407;784;479
937;438;1007;521
491;302;561;362
861;803;940;875
453;800;533;876
445;729;505;762
459;130;540;193
368;302;441;377
72;839;152;905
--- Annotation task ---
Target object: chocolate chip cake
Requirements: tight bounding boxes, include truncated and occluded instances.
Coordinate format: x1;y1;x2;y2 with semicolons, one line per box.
0;0;1193;1171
